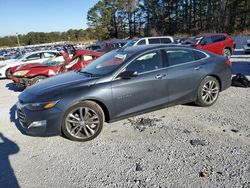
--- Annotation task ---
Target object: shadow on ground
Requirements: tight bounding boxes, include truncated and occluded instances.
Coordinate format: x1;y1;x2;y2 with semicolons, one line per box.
0;132;20;188
5;83;23;92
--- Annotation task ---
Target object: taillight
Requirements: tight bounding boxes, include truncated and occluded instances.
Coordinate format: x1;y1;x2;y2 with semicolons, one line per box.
226;59;232;67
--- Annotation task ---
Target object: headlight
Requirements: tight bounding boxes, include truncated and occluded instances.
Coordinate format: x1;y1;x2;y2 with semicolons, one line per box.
25;101;59;111
13;70;29;76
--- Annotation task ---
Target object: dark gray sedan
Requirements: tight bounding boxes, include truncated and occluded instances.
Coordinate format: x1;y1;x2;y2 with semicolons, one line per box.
16;45;232;141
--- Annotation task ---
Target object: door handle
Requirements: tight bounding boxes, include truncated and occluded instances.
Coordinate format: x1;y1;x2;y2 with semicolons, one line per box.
155;74;166;79
194;66;200;70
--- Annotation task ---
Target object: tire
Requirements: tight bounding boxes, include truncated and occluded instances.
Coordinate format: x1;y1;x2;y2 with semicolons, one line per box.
31;76;47;85
195;76;220;107
62;101;104;142
222;48;231;58
5;68;12;78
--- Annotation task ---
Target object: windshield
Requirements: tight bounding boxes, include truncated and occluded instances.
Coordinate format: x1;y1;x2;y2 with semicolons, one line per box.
80;51;128;75
123;39;138;48
42;56;65;66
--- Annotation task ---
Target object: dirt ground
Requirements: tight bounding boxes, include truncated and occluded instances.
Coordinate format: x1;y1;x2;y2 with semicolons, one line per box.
0;78;249;188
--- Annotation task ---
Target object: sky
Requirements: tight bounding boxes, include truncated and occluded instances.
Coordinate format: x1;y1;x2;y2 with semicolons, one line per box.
0;0;100;37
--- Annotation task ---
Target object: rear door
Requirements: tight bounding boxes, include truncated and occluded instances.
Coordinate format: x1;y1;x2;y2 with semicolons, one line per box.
111;50;168;118
164;48;208;103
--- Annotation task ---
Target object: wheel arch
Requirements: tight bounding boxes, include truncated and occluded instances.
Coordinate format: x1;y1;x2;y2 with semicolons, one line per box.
205;74;222;91
79;99;110;123
223;46;232;53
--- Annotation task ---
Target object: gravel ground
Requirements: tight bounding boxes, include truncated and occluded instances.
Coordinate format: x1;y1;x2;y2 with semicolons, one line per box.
0;78;249;188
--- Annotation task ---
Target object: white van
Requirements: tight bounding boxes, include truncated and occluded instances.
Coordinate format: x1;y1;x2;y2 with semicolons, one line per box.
124;36;174;47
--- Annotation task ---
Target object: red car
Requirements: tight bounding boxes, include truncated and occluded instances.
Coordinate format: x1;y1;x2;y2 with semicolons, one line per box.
11;50;104;88
194;33;235;57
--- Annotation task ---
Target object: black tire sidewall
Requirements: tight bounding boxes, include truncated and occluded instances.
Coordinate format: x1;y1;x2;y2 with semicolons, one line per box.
5;68;11;78
196;76;220;107
61;101;104;142
32;76;47;85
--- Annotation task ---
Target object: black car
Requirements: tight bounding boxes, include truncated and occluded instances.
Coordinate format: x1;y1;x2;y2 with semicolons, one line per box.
16;45;232;142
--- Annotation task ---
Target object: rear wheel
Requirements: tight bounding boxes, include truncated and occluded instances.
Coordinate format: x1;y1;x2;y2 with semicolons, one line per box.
222;48;231;58
195;76;220;107
62;101;104;142
5;68;12;78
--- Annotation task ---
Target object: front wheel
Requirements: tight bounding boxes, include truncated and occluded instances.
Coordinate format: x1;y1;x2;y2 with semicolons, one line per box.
31;76;47;86
62;101;104;142
5;68;12;78
195;76;220;107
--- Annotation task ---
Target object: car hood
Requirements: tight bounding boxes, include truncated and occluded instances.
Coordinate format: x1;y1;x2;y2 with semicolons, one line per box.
18;63;49;70
21;71;98;101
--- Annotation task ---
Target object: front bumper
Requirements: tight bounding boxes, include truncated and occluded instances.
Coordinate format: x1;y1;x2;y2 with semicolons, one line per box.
12;76;28;87
16;101;64;136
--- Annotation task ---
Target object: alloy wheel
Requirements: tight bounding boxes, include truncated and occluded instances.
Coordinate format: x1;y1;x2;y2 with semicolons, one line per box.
201;80;219;104
65;107;100;139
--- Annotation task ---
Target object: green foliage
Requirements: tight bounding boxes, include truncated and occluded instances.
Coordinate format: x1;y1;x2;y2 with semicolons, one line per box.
87;0;250;39
1;0;249;47
0;29;97;47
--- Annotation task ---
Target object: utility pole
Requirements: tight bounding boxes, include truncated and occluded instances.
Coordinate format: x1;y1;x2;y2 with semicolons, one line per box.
16;32;22;54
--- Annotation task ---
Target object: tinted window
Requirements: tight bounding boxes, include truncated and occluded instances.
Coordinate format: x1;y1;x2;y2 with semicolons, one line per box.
199;37;213;45
137;39;146;45
166;49;195;66
126;51;162;73
212;35;226;43
26;53;41;60
148;38;161;44
193;50;207;60
160;38;172;44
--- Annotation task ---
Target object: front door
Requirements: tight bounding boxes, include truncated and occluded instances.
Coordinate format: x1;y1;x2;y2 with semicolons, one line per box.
111;50;168;119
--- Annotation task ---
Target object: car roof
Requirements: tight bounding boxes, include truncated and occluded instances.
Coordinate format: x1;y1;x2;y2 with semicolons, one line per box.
197;33;229;37
24;50;59;56
120;44;192;54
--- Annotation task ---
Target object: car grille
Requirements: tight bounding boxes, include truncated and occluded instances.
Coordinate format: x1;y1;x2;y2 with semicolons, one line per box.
17;109;27;127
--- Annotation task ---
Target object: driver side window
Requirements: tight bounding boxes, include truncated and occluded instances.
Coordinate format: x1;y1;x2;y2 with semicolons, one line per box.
25;53;41;61
126;51;162;74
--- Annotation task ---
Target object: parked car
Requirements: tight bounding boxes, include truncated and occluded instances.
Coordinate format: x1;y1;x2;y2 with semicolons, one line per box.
243;39;250;54
123;36;174;48
86;45;102;52
194;33;235;58
0;50;60;78
16;44;231;142
11;50;104;88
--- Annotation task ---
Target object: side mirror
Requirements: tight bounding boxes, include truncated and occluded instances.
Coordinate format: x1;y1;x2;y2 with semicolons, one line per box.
118;70;138;79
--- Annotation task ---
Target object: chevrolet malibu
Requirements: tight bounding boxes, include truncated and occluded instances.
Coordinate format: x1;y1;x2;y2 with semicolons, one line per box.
16;45;232;142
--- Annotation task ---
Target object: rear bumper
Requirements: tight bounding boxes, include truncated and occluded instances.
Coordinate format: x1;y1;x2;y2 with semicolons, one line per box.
220;67;232;91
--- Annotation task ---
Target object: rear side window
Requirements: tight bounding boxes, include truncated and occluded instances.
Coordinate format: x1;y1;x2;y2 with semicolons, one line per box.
160;38;172;44
165;49;195;66
212;35;226;43
193;50;207;60
26;53;41;60
148;38;161;44
137;39;146;45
